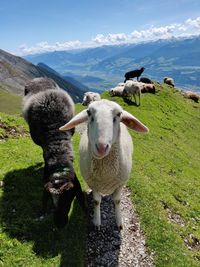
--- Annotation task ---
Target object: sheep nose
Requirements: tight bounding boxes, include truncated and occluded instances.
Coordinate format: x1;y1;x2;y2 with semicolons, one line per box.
95;143;109;155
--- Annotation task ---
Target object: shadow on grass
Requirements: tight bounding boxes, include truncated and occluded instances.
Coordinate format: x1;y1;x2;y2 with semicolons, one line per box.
123;97;138;106
0;163;86;267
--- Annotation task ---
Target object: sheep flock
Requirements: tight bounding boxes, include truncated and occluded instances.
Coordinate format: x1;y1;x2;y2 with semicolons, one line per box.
22;66;199;230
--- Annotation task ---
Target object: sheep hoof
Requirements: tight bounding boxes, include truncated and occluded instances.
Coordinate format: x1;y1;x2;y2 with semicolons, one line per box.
94;225;101;231
92;222;101;231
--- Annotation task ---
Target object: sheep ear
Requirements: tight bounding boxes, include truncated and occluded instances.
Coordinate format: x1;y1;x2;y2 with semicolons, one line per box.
59;110;88;131
121;110;149;133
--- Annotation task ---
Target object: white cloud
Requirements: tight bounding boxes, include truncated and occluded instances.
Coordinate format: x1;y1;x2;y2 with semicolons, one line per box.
92;33;128;44
19;40;82;55
19;16;200;55
92;34;106;44
185;17;200;29
130;25;176;41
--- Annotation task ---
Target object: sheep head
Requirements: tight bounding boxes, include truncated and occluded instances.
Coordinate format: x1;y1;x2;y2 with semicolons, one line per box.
60;100;149;160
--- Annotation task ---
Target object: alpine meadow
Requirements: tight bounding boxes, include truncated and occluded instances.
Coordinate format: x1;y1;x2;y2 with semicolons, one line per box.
0;82;200;266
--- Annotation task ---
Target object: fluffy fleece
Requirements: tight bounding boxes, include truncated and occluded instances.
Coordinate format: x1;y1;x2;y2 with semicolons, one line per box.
82;91;101;106
60;99;149;229
23;77;85;228
109;83;125;97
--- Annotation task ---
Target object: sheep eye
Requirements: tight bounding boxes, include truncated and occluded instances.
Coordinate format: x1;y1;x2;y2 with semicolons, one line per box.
87;110;91;116
113;112;121;123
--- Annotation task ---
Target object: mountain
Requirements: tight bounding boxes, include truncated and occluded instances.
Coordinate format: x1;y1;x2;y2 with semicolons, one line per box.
25;36;200;92
0;49;44;95
91;39;171;74
36;63;88;100
63;72;105;93
25;45;131;72
36;63;90;92
0;49;86;102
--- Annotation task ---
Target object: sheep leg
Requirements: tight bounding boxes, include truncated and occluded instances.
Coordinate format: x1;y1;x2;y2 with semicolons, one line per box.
35;188;50;221
138;92;141;106
41;188;50;215
113;187;123;230
92;190;102;229
74;174;88;214
133;93;137;105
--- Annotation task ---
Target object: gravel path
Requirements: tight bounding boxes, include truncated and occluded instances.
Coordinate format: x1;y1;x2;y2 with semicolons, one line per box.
86;187;154;267
75;124;154;267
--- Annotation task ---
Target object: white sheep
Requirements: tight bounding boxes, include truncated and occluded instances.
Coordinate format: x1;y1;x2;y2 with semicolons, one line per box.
182;90;200;103
82;91;101;106
163;77;175;87
109;83;125;97
123;80;143;106
60;99;149;229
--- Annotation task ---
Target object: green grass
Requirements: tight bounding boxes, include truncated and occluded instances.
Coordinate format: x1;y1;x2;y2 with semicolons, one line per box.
0;84;200;266
0;88;22;115
0;112;28;139
0;124;86;266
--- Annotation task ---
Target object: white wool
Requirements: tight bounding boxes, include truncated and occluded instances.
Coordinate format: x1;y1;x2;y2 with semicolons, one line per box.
123;80;144;105
80;123;133;195
109;85;125;96
60;99;148;228
82;91;101;106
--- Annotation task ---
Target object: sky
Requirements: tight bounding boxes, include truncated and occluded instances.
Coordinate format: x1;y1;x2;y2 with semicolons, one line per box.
0;0;200;55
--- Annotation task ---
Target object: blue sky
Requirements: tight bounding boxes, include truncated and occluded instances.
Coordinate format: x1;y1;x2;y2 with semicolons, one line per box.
1;0;200;55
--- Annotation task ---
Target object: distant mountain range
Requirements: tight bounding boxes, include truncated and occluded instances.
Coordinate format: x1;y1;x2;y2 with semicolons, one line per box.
25;36;200;92
0;49;88;102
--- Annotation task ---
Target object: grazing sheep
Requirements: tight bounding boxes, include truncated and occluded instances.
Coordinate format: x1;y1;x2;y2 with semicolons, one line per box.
123;80;142;106
109;83;125;97
139;77;153;84
60;99;149;229
82;91;101;106
23;77;86;228
124;67;145;83
182;91;199;103
141;83;156;94
163;77;175;87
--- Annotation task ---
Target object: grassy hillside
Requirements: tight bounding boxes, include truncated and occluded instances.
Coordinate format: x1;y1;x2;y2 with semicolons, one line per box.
0;84;200;266
0;88;22;115
102;84;200;267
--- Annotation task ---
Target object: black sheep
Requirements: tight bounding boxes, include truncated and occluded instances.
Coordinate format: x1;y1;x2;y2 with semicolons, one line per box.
139;77;153;84
124;67;145;83
23;77;86;228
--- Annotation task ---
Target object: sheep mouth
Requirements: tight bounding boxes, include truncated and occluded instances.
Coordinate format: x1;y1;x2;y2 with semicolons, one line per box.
92;150;109;159
93;153;105;159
